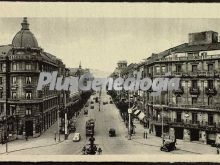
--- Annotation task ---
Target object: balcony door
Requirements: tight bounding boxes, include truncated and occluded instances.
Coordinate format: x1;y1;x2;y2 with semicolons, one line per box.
208;114;214;125
208;64;213;72
192;113;197;124
176;112;182;122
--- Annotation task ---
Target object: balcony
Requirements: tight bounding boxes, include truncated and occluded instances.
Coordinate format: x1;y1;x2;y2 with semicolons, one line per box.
205;87;217;96
173;86;184;95
189;87;200;95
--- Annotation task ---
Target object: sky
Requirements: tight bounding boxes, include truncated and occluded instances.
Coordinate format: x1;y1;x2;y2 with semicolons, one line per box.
1;18;220;74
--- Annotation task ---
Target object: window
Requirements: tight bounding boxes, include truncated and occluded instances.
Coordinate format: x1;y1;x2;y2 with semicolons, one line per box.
0;91;3;98
208;80;213;89
155;66;160;74
25;63;31;70
12;63;17;71
176;96;181;105
192;65;197;72
176;112;182;122
208;64;213;72
192;97;197;105
208;96;213;105
12;92;17;99
25;108;32;115
10;106;16;115
161;66;166;74
0;63;3;71
192;113;197;123
192;80;198;89
0;104;3;114
26;76;31;84
12;77;17;84
208;114;214;125
176;65;182;73
26;91;32;99
0;77;3;85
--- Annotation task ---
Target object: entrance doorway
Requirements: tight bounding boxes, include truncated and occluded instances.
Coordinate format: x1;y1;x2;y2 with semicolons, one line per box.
25;120;33;136
174;127;183;139
190;129;199;141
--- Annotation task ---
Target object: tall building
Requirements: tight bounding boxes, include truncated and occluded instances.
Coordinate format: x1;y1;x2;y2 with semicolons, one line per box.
113;30;220;145
0;18;72;141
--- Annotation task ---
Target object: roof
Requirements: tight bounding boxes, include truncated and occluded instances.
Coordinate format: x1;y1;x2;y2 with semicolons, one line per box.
0;45;12;56
175;42;220;53
12;18;38;48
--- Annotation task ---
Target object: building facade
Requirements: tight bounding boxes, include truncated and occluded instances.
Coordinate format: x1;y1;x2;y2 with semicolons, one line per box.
0;17;83;142
112;30;220;145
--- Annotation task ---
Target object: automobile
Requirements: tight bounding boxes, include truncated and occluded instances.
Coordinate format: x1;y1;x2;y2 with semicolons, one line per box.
109;100;113;104
160;139;176;152
90;105;94;109
103;101;108;105
91;101;94;104
72;133;81;142
109;128;116;137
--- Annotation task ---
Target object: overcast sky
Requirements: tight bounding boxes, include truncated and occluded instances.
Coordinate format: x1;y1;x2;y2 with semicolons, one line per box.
1;18;220;74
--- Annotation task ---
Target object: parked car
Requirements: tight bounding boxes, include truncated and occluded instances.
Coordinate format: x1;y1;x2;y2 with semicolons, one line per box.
72;133;81;142
103;101;108;105
160;139;176;152
90;105;94;109
91;101;94;104
109;128;116;137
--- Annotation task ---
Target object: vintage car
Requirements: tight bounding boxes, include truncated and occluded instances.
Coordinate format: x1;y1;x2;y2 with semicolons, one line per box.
160;139;176;152
109;128;116;137
72;133;81;142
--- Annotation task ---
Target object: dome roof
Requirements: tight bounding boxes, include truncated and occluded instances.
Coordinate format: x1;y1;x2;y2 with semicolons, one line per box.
12;17;39;48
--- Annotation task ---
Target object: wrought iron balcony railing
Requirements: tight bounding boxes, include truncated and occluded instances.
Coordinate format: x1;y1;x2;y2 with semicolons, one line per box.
189;87;200;95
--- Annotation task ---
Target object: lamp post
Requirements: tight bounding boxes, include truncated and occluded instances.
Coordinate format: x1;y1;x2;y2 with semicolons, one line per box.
128;107;132;140
161;106;164;146
57;105;60;142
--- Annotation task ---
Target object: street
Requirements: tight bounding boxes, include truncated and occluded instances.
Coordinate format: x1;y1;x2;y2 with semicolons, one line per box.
0;90;217;155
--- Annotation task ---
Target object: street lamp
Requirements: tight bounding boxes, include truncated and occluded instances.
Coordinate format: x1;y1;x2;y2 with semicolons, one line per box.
128;108;132;140
161;106;164;146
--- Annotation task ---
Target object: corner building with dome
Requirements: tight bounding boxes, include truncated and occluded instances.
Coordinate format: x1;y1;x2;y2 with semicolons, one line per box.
0;18;72;141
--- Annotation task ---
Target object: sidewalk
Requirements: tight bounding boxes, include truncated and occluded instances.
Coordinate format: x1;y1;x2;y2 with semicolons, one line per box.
129;119;217;154
0;109;85;155
0;121;65;154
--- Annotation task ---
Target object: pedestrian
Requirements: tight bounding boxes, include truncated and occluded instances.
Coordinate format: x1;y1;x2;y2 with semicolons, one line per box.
217;148;219;155
25;135;28;141
97;147;102;155
54;132;57;142
145;131;148;139
82;146;86;155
